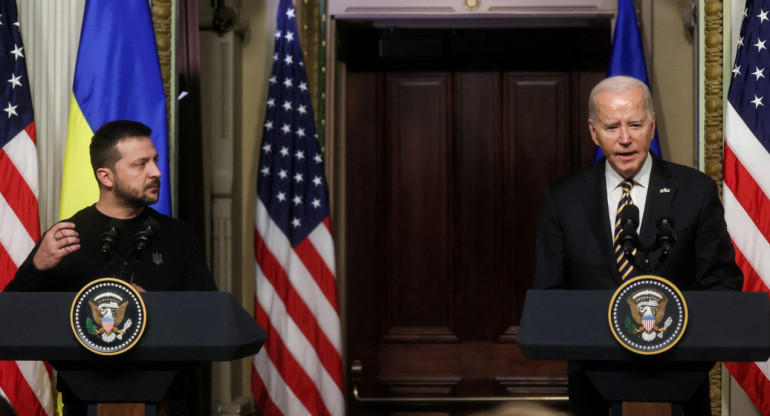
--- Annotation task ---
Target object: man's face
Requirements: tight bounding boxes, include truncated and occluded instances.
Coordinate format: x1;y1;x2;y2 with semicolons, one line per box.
588;86;655;178
111;137;161;208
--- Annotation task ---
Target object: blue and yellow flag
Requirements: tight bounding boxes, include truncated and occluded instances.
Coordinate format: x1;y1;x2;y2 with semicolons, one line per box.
60;0;170;219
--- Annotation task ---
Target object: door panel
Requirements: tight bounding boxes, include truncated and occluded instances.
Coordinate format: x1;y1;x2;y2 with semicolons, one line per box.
385;74;455;343
342;25;607;415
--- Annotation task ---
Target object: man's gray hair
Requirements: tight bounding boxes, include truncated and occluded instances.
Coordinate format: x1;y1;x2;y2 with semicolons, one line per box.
588;76;654;122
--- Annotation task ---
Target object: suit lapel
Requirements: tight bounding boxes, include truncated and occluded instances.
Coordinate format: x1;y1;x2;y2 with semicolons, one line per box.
641;156;675;245
580;160;620;281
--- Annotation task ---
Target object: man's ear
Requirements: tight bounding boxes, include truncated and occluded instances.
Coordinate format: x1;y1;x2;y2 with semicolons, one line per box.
95;167;114;188
588;119;600;147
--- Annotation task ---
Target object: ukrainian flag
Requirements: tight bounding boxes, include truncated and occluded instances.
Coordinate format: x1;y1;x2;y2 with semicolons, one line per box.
60;0;170;219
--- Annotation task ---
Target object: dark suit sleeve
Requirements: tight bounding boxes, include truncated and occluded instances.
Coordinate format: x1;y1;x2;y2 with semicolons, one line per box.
533;186;569;289
693;180;744;290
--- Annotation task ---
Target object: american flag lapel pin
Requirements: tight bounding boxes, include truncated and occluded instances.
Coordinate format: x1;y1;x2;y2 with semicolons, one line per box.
660;188;671;194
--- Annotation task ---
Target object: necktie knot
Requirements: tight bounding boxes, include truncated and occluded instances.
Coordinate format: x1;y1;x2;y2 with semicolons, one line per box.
620;179;634;195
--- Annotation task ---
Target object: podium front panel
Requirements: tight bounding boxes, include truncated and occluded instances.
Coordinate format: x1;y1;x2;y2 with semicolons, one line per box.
518;290;770;362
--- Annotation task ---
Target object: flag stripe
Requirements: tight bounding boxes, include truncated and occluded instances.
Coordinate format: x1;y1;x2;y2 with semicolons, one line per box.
0;362;48;416
0;149;40;239
725;105;770;195
255;229;345;390
724;186;770;289
253;348;313;416
0;245;16;291
3;127;39;196
309;219;337;275
255;301;333;416
256;255;345;405
256;203;342;352
294;237;339;312
16;361;54;413
725;360;770;416
724;145;770;242
60;95;98;219
0;192;36;268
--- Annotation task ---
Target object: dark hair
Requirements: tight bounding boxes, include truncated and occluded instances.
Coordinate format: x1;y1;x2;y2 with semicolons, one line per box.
89;120;152;176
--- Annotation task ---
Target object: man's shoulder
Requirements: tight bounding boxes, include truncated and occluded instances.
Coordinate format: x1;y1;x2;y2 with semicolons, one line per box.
654;158;715;186
144;208;196;235
547;163;600;194
66;205;108;232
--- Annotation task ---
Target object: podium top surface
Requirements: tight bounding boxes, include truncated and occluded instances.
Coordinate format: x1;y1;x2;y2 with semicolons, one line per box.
0;291;265;362
518;290;770;362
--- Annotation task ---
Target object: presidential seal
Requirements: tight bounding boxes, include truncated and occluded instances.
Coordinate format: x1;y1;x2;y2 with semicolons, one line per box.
70;278;147;355
608;275;687;355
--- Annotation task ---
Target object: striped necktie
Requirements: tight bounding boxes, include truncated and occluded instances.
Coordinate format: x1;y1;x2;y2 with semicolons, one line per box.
614;179;635;280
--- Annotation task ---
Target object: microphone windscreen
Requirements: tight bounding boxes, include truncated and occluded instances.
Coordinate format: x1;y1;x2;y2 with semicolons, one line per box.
107;219;126;234
141;217;160;232
620;204;639;227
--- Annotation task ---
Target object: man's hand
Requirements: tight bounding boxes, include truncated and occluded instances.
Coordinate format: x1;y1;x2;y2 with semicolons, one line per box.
32;222;81;271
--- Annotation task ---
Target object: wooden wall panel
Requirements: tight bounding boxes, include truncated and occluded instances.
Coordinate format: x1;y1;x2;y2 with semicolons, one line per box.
384;74;455;342
502;75;570;335
455;72;503;341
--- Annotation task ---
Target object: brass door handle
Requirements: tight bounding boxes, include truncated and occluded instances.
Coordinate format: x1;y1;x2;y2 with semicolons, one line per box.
350;359;568;405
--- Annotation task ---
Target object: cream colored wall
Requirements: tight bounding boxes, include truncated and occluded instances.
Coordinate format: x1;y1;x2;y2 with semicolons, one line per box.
235;0;280;398
648;0;697;167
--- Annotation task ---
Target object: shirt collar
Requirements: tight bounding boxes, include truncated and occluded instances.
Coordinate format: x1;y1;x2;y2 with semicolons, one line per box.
604;153;653;192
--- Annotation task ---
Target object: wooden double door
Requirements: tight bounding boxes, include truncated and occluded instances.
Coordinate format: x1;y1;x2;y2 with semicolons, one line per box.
341;24;608;415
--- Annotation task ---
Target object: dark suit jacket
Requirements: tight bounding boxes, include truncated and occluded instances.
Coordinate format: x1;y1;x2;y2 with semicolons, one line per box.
533;154;743;291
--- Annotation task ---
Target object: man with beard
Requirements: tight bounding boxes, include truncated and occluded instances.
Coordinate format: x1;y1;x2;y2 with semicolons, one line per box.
7;120;216;292
5;120;216;414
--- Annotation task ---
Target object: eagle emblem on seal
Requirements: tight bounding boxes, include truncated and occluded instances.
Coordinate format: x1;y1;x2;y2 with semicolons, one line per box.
87;292;133;343
627;289;673;341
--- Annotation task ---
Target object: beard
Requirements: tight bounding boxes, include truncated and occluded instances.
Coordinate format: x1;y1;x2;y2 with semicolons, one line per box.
113;176;160;208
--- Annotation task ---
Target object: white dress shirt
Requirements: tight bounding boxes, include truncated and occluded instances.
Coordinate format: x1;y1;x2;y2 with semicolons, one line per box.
605;154;652;238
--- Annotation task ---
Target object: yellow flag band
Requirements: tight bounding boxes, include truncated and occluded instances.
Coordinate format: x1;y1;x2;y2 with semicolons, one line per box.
60;94;98;220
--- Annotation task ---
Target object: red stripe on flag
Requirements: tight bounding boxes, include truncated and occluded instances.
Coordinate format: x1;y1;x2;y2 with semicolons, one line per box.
0;361;48;416
251;366;284;416
294;236;339;312
0;148;41;239
725;361;770;416
256;303;332;416
255;229;344;390
733;241;770;296
724;141;770;404
0;244;16;290
25;122;36;145
724;145;770;241
724;215;770;415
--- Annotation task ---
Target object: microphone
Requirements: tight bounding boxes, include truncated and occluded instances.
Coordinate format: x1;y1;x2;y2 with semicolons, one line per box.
656;218;676;257
619;204;640;260
99;220;125;261
133;217;159;256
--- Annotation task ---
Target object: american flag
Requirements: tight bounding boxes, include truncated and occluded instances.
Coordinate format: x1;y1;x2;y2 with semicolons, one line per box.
252;0;344;414
0;1;54;414
723;1;770;414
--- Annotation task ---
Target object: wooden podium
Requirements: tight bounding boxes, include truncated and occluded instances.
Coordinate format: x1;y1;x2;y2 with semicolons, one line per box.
0;291;266;415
